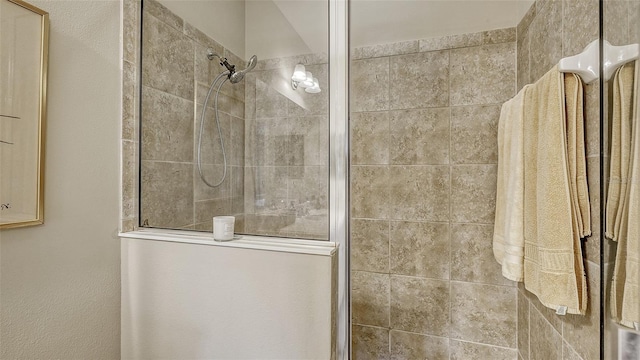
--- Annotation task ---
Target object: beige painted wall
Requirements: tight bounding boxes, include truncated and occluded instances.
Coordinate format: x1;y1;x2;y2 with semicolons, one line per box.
0;0;121;358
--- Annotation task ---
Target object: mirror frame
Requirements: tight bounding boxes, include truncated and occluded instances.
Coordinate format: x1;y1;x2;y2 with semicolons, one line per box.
0;0;49;229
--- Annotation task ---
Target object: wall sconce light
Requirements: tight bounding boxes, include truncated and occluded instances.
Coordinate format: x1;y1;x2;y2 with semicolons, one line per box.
291;63;321;93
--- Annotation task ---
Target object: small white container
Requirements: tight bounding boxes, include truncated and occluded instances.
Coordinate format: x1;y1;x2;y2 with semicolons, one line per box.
213;216;235;241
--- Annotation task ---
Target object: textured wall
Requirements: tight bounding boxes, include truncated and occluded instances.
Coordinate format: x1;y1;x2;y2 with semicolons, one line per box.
139;0;246;232
349;28;519;358
515;0;601;359
0;0;121;358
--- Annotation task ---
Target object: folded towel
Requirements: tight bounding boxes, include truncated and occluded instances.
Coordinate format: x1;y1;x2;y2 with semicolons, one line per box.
611;60;639;328
522;66;587;315
494;85;528;282
564;73;591;238
606;64;635;240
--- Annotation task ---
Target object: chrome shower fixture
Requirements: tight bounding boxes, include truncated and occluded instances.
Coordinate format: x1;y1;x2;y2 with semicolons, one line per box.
206;48;258;84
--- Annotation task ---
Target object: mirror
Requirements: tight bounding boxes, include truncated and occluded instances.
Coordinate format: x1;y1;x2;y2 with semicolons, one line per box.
0;0;49;229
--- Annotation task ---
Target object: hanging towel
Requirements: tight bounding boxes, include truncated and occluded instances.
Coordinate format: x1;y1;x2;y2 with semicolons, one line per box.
494;85;528;282
564;73;591;238
522;66;587;315
606;64;635;241
611;60;639;328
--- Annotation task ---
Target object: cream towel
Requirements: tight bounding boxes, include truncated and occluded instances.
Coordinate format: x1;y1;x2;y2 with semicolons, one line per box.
564;74;591;238
611;61;639;328
606;64;635;240
523;66;587;315
494;85;528;282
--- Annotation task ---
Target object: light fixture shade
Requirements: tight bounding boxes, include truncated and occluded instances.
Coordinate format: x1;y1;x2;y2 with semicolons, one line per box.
301;71;314;88
305;77;321;93
292;64;306;82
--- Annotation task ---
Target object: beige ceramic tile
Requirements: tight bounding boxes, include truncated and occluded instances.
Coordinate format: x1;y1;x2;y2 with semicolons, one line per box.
353;40;418;60
390;275;450;336
451;165;497;224
352;325;390;360
244;72;256;121
351;219;390;273
529;292;563;333
603;0;629;46
451;105;500;164
390;51;449;110
352;271;390;327
529;305;562;360
449;340;518;360
351;112;390;165
584;83;601;157
140;161;194;228
518;289;530;360
123;0;139;64
528;0;562;82
562;261;600;360
388;165;450;222
123;60;137;141
389;108;450;165
562;341;583;360
230;116;245;167
390;330;449;360
418;36;452;52
141;86;194;162
562;0;599;57
122;140;136;219
289;115;329;166
389;221;450;279
255;75;288;119
517;2;536;35
450;281;517;347
194;104;230;165
450;42;515;106
351;57;390;112
447;28;516;49
142;13;194;100
451;223;514;286
144;0;182;31
246;118;289;166
351;166;390;219
193;164;231;201
584;156;600;263
195;198;231;224
517;29;531;91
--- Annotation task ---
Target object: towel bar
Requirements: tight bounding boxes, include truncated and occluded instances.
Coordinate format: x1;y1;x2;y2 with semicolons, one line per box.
558;39;639;84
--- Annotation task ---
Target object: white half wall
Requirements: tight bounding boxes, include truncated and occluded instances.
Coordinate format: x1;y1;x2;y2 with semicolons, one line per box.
0;0;121;358
121;237;337;359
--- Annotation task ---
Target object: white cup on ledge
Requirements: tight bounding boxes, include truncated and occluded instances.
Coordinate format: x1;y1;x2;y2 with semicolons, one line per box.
213;216;235;241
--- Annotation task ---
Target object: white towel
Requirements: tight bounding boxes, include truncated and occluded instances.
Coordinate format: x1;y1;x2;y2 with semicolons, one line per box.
494;85;528;282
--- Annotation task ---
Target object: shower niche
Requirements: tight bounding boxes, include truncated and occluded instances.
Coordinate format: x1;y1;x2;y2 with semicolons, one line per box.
138;0;329;240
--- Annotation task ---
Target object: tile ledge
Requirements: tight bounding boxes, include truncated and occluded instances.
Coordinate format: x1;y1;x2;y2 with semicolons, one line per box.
119;228;337;256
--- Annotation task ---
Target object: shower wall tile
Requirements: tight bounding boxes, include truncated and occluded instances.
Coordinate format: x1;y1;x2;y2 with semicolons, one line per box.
389;330;450;360
450;105;500;164
352;271;390;327
451;223;514;286
584;83;601;157
450;42;516;106
216;92;245;119
562;0;599;57
518;289;530;360
195;105;230;165
122;140;136;219
529;305;563;360
123;0;139;64
123;60;137;141
352;325;390;360
563;261;600;360
184;22;224;58
195;198;231;224
584;156;600;262
230;116;245;167
450;165;497;224
142;13;194;100
449;340;518;360
450;281;517;347
289;116;329;166
563;342;583;360
389;50;449;110
144;0;183;31
141;161;194;228
390;275;450;336
287;165;328;210
418;28;516;52
389;221;450;279
351;111;390;165
517;3;537;36
528;0;562;82
389;108;450;165
248;118;289;166
351;219;390;273
351;57;390;112
352;40;419;60
530;291;563;333
255;77;289;119
351;165;390;219
388;165;450;222
603;0;629;46
517;27;531;91
194;164;231;201
141;86;194;162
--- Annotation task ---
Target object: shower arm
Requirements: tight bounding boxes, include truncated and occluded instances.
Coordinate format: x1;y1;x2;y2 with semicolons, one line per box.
206;48;236;74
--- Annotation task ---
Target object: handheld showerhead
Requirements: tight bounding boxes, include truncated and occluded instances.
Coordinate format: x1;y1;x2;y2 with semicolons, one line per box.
229;55;258;84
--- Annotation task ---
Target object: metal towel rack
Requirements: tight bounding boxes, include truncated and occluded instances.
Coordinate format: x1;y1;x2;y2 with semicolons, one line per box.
558;39;639;84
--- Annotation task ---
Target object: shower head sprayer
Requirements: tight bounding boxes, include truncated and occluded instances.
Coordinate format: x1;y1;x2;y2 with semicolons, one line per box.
229;55;258;84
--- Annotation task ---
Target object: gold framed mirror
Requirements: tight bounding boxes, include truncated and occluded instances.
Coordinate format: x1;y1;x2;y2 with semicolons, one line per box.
0;0;48;229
